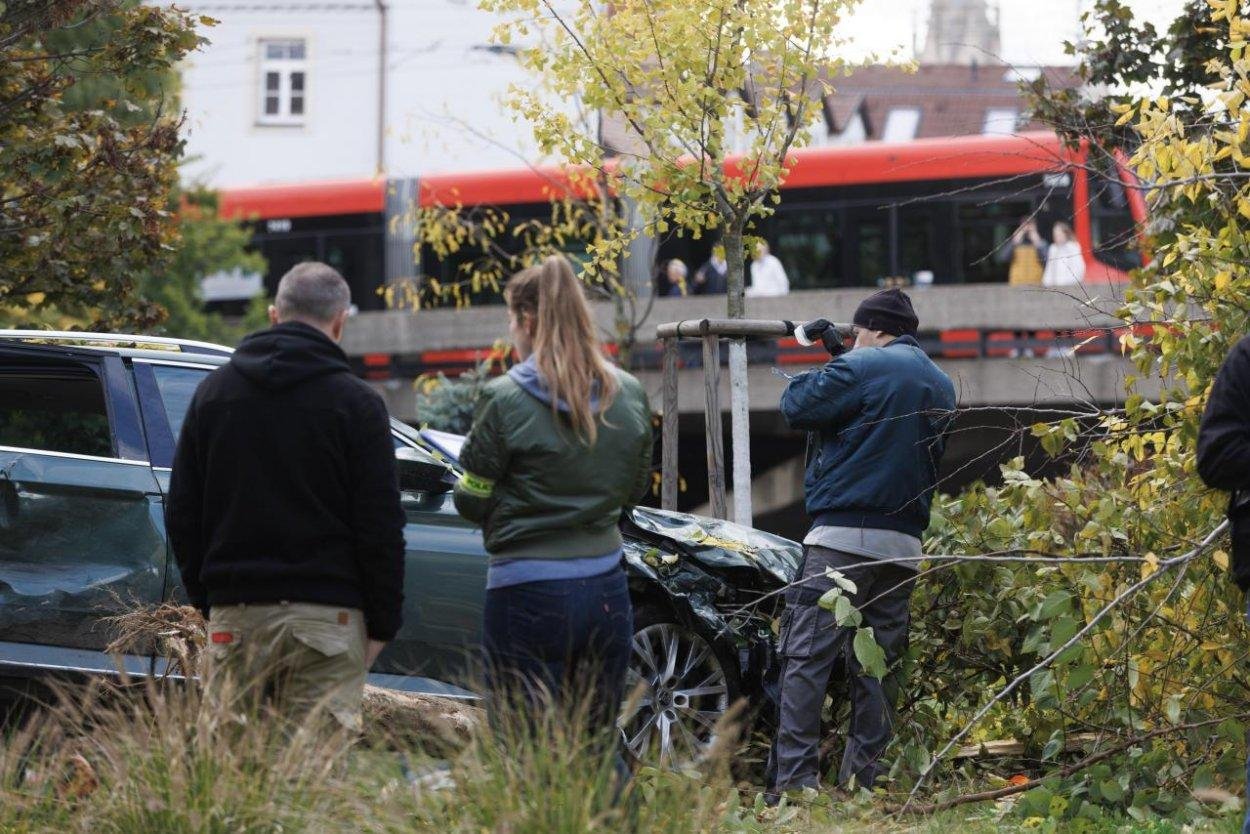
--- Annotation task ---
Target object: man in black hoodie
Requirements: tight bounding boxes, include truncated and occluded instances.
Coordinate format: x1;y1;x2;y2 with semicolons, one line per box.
167;261;405;732
1196;333;1250;834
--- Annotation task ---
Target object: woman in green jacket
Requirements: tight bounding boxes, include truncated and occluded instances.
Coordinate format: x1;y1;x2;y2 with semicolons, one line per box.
453;255;654;741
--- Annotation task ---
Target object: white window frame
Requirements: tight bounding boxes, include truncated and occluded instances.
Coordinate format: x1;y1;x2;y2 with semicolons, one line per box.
983;107;1019;136
881;107;921;142
257;38;308;127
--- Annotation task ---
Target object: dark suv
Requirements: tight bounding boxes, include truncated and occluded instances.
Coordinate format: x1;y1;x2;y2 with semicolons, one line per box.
0;331;799;763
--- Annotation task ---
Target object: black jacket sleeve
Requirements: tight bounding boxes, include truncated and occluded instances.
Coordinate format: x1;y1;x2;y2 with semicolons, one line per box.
1197;337;1250;492
166;395;208;614
348;392;406;641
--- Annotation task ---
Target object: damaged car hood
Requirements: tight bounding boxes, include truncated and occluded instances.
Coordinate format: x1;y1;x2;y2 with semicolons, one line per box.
624;507;800;587
413;426;802;586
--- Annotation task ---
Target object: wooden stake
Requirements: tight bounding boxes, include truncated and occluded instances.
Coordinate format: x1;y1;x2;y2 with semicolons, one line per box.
702;334;726;520
661;338;679;511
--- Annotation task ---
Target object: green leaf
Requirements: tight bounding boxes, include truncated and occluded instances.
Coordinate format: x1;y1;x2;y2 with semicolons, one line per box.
817;588;840;612
825;568;857;595
1036;590;1073;621
1018;786;1053;818
833;594;862;628
1031;668;1057;703
1099;779;1124;802
852;627;887;679
1064;663;1095;691
1041;733;1063;761
1164;694;1181;724
986;516;1015;539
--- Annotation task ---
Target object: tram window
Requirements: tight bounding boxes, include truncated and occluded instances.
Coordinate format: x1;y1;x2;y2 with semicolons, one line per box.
324;231;385;311
772;208;844;290
257;234;321;296
419;202;602;307
956;199;1033;283
848;211;889;286
898;205;949;284
1087;156;1141;272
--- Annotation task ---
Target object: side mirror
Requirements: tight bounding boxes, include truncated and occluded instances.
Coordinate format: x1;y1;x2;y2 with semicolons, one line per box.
395;447;454;495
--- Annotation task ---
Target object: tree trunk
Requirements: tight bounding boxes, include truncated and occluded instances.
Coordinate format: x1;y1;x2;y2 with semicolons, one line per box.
728;339;751;526
722;213;751;524
611;291;632;368
723;217;747;319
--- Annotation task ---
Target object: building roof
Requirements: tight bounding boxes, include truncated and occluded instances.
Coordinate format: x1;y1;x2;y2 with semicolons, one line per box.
820;64;1078;141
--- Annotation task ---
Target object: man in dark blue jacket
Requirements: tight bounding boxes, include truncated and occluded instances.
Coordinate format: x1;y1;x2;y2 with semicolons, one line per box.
768;288;956;796
1196;334;1250;834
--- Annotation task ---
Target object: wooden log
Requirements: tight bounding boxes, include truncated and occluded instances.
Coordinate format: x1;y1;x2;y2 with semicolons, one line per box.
702;334;727;520
656;318;794;340
661;338;679;511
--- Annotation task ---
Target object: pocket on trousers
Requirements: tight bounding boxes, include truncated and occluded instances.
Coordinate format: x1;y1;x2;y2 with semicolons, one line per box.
290;621;353;658
206;623;244;662
597;582;634;648
504;591;570;657
779;604;824;660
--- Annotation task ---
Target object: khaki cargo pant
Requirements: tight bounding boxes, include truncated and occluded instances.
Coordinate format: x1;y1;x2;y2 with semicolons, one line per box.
203;602;367;733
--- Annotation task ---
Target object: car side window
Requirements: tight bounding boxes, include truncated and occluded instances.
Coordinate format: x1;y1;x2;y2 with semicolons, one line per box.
150;365;210;444
0;360;113;458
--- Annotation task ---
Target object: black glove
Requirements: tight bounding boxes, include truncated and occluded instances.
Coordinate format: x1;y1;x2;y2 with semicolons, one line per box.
794;318;846;357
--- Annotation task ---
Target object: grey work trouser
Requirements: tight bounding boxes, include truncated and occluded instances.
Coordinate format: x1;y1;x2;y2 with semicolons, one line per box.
767;546;915;793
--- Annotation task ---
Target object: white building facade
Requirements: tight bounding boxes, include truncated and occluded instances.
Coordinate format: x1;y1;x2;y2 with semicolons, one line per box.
175;0;558;187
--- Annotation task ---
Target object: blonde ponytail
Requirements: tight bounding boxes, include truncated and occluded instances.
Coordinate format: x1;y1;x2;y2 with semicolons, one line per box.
505;256;619;444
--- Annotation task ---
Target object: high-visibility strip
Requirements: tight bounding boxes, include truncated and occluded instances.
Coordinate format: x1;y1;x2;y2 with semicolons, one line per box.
457;471;494;498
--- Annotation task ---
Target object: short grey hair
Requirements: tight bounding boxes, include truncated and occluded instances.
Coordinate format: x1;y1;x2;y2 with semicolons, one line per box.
274;261;351;323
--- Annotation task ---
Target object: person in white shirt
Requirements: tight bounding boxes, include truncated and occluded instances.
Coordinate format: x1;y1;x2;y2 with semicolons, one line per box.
747;241;790;297
1040;221;1085;287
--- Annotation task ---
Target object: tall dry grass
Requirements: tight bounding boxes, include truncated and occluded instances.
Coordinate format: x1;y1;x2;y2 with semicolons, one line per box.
0;669;756;834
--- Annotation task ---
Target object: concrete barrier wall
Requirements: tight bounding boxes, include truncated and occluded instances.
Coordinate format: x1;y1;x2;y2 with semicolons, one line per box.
350;284;1150;422
342;284;1130;356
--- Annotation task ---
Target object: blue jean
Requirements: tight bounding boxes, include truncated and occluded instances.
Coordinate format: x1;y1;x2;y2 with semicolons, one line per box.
483;568;633;740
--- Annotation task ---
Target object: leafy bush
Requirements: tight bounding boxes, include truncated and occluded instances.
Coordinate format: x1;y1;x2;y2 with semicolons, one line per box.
858;2;1250;822
413;350;509;434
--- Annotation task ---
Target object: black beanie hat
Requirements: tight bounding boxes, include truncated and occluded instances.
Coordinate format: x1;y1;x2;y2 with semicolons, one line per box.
853;288;919;337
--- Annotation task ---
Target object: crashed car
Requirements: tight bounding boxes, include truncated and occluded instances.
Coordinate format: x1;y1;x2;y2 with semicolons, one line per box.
0;331;801;763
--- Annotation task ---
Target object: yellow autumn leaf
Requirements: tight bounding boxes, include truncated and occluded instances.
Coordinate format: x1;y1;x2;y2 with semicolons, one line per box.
1214;550;1230;571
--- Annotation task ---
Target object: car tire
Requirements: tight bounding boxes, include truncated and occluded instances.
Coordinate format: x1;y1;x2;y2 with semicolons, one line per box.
620;605;741;767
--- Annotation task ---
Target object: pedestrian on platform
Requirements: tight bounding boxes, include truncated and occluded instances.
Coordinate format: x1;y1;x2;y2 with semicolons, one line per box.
168;261;405;734
1041;221;1085;287
747;240;790;297
767;288;955;797
694;246;729;295
656;258;689;297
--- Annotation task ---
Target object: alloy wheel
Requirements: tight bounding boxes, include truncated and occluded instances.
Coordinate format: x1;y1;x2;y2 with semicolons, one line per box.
619;622;730;766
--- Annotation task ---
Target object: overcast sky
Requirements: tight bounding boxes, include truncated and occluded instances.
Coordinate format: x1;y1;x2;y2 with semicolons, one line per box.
838;0;1188;66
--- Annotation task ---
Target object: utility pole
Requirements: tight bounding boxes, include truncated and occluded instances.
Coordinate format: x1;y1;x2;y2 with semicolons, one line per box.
375;0;388;174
